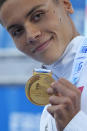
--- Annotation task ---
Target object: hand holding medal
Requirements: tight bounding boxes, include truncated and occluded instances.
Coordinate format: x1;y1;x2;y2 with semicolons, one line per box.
25;69;54;106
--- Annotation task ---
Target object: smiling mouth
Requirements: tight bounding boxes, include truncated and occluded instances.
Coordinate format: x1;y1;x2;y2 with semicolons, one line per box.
32;36;53;53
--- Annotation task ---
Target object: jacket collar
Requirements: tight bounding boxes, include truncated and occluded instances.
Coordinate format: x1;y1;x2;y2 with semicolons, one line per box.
43;36;84;80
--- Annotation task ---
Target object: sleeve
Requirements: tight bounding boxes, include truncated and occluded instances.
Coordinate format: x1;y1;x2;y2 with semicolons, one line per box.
64;111;87;131
64;61;87;131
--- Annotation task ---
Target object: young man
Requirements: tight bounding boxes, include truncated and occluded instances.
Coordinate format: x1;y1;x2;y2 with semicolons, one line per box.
0;0;87;131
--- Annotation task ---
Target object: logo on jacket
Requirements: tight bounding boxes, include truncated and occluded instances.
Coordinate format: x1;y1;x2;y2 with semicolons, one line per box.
80;46;87;53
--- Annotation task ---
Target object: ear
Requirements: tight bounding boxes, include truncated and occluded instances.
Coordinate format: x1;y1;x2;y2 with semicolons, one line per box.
63;0;74;14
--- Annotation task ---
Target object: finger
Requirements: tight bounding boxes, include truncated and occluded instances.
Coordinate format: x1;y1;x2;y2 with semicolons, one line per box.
47;104;74;122
51;79;81;100
51;80;73;97
47;87;62;96
49;95;72;107
51;78;76;92
58;78;78;91
51;81;80;106
47;104;65;119
47;87;54;95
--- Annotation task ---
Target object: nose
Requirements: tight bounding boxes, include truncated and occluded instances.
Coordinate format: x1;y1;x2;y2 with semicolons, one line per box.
25;22;41;44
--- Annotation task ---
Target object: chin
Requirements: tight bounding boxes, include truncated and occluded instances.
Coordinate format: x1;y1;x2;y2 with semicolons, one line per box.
33;53;59;65
40;58;57;65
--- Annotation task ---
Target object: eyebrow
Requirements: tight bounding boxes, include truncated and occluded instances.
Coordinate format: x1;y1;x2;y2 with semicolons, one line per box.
7;24;21;31
25;4;44;18
7;4;44;31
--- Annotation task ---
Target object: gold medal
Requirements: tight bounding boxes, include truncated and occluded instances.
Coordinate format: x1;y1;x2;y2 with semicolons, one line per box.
25;73;54;106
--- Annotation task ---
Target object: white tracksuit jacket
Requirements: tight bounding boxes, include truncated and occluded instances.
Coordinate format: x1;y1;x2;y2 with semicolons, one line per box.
40;36;87;131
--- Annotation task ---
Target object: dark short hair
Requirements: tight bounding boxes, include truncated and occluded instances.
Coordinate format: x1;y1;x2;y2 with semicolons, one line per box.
0;0;6;25
0;0;6;8
0;0;59;25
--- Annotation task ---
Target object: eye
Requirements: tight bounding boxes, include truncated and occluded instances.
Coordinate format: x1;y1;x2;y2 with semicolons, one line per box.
11;27;24;37
31;11;45;22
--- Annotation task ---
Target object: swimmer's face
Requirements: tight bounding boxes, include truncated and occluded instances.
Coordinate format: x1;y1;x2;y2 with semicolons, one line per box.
0;0;74;64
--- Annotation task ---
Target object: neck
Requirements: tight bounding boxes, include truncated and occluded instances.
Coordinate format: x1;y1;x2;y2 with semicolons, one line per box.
70;17;80;40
